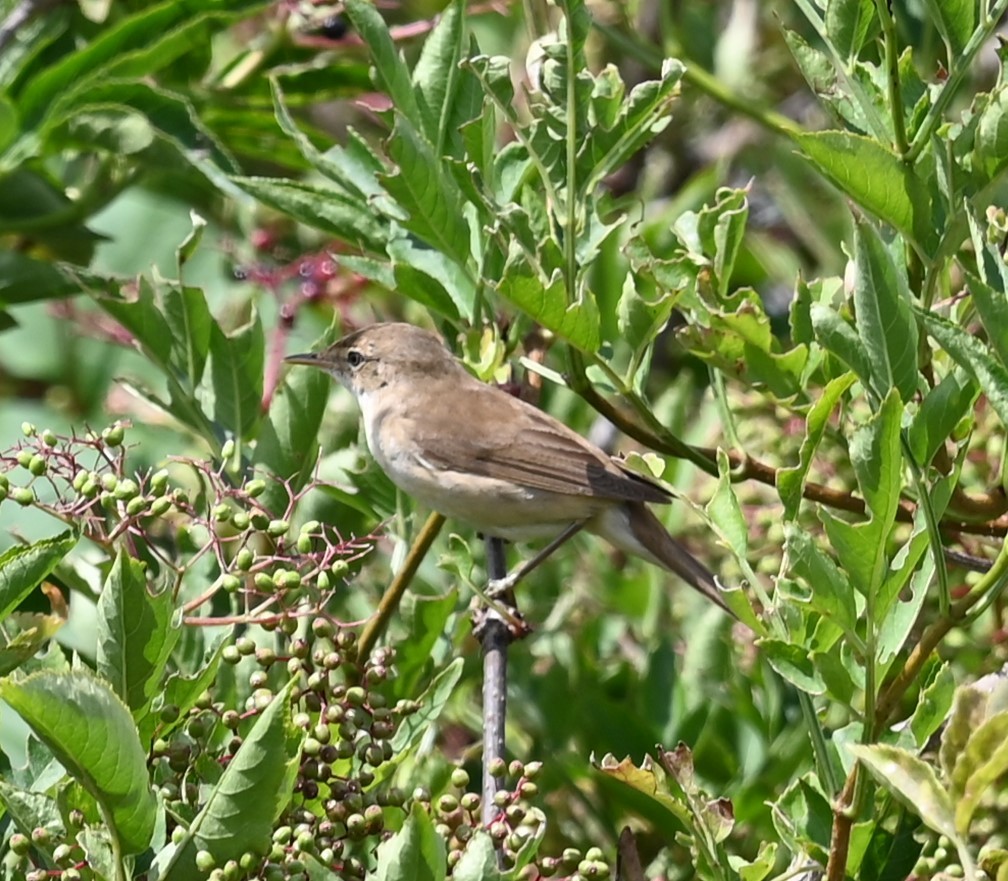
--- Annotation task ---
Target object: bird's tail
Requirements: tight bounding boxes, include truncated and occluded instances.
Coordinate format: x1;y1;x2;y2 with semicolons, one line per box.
594;502;733;616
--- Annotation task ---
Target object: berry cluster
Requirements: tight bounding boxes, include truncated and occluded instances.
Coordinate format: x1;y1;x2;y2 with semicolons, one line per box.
232;244;363;330
0;422;374;627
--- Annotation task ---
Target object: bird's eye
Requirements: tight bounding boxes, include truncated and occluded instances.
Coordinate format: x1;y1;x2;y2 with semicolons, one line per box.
346;350;365;368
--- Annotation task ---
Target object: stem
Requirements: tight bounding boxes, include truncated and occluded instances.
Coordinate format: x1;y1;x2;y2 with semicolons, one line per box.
480;536;509;870
355;512;445;664
873;0;908;156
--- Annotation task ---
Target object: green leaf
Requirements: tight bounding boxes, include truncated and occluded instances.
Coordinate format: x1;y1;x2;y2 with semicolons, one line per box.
850;743;961;850
761;640;826;695
389;658;464;757
254;365;330;514
921;307;1008;430
209;313;265;444
0;531;77;620
795;131;934;249
17;2;191;123
387;233;472;320
810;303;875;390
778;374;855;519
412;0;468;152
0;670;156;853
381;118;473;267
967;209;1008;369
372;802;447;881
182;681;302;866
910;663;956;748
825;0;876;59
784;525;858;634
0;253;105;306
95;550;179;720
851;388;903;528
231;176;388;254
342;0;423;129
783;29;872;134
163;285;213;388
951;711;1008;834
921;0;974;56
581;59;684;193
452;832;505;881
907;368;978;465
973;85;1008;181
495;249;600;352
852;217;919;402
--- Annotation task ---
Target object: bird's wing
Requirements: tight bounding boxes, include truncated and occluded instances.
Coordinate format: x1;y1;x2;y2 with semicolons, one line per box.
409;381;671;504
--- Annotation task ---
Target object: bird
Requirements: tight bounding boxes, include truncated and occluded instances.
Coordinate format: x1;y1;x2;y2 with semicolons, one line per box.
285;322;730;613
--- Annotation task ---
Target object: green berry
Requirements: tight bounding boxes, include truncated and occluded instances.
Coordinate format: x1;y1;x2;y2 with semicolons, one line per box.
102;424;125;446
150;469;169;495
296;534;312;554
12;488;33;506
21;422;36;437
245;479;266;498
126;496;149;517
41;429;58;447
114;478;139;500
219;574;241;593
212;504;232;523
235;548;254;570
221;439;236;461
232;511;250;530
330;560;349;577
149;498;172;517
195;850;216;872
267;519;289;537
254;573;275;591
27;455;45;476
16;450;33;469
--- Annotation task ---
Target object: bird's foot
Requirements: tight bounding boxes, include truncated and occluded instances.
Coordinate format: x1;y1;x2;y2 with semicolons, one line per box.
470;592;531;641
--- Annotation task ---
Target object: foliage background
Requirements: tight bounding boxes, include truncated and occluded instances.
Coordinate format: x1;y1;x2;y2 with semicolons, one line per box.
2;1;1008;880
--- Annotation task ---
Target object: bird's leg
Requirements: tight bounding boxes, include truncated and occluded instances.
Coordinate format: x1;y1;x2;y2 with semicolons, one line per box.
487;520;589;599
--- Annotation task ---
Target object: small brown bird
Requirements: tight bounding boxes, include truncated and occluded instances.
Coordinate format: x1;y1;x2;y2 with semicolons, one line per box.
286;322;729;612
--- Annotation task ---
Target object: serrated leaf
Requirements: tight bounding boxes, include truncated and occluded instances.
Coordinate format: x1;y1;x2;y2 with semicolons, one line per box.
452;832;504;881
596;753;691;825
0;531;77;621
0;670;156;853
381;118;473;267
187;680;301;863
343;0;424;130
232;176;388;254
495;250;600;352
209;313;265;443
372;802;447;881
254;364;330;514
96;550;179;720
852;217;919;402
387;233;472;320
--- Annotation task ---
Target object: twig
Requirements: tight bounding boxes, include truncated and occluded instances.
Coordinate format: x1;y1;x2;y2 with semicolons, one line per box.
355;511;445;665
480;535;511;865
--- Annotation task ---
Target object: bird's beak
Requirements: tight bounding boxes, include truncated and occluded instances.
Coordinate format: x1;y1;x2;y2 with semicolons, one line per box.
284;352;322;367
